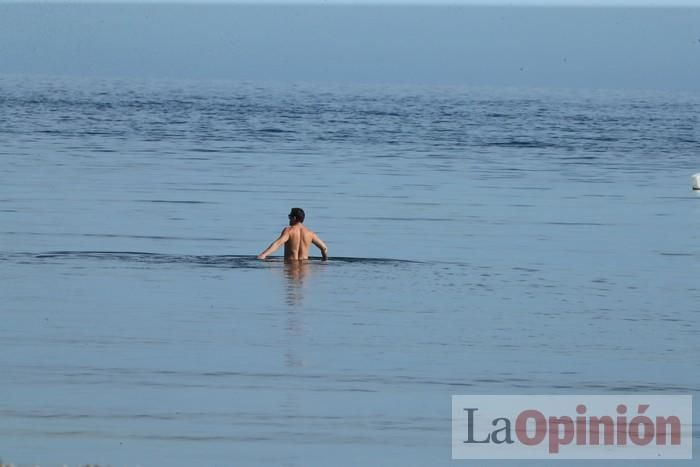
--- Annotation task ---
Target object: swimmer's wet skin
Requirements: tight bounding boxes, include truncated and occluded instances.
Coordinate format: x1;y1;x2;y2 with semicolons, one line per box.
257;208;328;261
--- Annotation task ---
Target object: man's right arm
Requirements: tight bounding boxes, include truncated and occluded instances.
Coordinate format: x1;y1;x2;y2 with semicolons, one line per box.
257;227;290;260
312;233;328;261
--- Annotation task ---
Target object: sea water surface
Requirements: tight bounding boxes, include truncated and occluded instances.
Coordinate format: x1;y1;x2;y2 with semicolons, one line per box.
1;76;699;466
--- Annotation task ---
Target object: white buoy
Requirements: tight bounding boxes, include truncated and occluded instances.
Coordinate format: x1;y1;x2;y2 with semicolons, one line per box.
693;173;700;191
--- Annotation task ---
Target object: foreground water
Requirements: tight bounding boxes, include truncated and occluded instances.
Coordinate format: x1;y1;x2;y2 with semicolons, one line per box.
1;76;699;466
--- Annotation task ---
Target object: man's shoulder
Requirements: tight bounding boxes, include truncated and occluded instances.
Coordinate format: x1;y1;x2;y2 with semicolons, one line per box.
283;225;305;234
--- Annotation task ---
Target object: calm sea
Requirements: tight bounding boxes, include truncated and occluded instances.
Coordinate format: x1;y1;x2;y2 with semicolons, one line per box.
1;76;699;466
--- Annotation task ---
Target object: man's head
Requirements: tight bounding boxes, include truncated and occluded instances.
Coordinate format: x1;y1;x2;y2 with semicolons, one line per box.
288;207;305;225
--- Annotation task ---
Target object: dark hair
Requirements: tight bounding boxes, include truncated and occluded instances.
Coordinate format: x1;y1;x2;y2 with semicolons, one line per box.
289;207;305;223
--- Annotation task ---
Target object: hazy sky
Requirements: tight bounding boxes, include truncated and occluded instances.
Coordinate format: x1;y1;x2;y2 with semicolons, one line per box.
1;3;699;91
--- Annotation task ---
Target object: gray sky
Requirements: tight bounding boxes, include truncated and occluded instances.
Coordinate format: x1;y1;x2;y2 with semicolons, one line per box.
1;3;699;91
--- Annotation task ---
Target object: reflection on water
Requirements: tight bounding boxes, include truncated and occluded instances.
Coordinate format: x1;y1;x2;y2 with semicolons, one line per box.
283;260;310;368
283;260;311;307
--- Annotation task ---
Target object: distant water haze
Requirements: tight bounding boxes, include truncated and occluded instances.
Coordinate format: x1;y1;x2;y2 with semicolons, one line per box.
1;4;699;91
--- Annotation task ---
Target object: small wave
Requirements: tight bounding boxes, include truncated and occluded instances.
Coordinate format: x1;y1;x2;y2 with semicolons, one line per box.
133;199;215;205
257;128;294;133
1;251;418;268
542;221;611;226
485;139;559;149
1;231;230;242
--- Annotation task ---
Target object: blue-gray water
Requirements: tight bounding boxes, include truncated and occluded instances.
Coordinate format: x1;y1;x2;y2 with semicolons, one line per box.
1;76;699;466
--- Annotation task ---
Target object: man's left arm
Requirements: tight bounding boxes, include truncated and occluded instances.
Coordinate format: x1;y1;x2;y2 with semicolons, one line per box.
312;233;328;261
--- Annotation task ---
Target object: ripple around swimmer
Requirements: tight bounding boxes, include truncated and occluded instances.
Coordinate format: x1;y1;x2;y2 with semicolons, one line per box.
1;251;421;269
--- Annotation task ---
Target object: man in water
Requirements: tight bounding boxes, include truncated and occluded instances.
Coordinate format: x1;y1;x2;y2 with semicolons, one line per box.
257;208;329;261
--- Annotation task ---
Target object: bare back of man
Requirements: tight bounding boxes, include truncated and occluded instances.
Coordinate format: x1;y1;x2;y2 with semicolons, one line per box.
257;208;328;261
283;224;320;260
